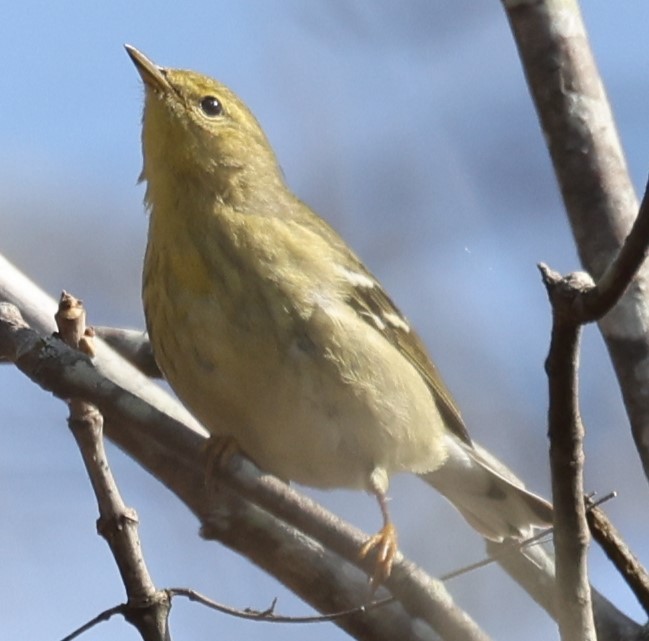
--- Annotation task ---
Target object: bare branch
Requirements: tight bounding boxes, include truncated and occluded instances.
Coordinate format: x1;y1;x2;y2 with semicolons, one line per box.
503;2;649;638
55;292;171;641
2;240;641;639
587;504;649;617
167;588;395;625
503;0;649;484
533;180;649;641
488;494;641;639
503;0;637;268
580;179;649;321
60;604;125;641
539;264;596;641
0;300;483;641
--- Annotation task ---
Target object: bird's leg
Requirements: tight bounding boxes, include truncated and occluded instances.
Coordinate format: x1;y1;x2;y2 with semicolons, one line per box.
203;435;242;485
359;485;398;589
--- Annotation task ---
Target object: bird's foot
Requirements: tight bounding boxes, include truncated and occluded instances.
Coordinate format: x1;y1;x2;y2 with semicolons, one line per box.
359;521;398;589
203;434;241;485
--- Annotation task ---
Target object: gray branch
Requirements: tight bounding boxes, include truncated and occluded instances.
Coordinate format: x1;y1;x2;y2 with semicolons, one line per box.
0;278;484;641
502;0;649;483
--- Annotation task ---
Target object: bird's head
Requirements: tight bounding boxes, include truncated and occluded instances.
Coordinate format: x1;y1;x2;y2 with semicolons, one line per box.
126;45;282;200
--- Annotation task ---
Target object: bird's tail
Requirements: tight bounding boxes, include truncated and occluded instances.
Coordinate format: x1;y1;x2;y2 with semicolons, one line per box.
421;436;552;541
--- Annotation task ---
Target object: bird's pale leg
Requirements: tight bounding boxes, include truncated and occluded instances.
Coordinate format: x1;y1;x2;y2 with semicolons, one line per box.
359;488;398;588
203;435;241;485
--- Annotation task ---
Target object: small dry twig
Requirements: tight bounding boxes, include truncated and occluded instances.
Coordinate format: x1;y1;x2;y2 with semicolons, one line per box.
538;177;649;641
55;292;171;641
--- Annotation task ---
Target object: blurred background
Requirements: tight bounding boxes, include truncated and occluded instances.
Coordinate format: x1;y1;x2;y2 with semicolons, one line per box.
2;2;649;639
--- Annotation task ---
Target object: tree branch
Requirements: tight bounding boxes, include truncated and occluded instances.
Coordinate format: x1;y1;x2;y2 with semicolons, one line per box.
2;242;641;639
535;176;649;638
502;0;649;485
540;265;596;641
587;504;649;617
55;293;171;641
581;179;649;320
533;172;649;641
0;297;484;641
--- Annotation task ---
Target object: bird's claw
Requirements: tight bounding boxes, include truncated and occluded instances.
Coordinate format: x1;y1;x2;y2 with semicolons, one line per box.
203;435;241;485
359;522;398;590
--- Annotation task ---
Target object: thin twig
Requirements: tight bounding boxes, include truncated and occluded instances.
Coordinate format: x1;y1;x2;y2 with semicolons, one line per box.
55;292;171;641
60;604;125;641
540;265;596;641
537;184;649;641
587;503;649;616
537;177;649;641
580;178;649;321
168;589;394;624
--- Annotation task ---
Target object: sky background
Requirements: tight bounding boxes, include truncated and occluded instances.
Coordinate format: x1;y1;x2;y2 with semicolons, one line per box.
2;2;649;640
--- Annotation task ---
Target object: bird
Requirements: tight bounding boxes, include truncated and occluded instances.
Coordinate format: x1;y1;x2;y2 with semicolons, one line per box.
126;45;552;586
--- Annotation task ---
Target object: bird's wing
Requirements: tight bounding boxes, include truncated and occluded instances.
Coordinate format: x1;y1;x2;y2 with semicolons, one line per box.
293;200;472;446
344;272;473;446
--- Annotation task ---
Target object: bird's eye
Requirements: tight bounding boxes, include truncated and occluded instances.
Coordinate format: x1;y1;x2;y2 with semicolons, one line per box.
200;95;223;117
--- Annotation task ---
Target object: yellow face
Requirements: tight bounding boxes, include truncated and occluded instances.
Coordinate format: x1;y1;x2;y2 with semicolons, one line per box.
126;46;277;185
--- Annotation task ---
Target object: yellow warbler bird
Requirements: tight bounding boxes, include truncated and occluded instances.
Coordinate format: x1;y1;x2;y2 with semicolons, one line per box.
126;45;551;584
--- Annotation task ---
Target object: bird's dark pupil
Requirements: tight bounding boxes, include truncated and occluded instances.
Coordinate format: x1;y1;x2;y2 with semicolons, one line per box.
200;96;222;116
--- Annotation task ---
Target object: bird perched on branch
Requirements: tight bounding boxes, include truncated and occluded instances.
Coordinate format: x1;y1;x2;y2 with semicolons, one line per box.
126;45;552;586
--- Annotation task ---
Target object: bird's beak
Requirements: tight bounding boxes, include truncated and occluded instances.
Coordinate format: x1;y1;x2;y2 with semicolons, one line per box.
125;45;171;93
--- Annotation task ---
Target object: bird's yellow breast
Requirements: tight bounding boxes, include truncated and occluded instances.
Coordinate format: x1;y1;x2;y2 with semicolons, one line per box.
142;197;447;489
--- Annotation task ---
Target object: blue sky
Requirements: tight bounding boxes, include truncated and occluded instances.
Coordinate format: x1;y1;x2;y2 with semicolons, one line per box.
2;3;649;640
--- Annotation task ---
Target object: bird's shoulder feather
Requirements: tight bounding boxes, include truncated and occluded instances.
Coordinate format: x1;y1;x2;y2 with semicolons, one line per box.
290;200;473;446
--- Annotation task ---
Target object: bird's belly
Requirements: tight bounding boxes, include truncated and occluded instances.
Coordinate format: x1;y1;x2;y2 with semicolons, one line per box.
145;270;448;491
